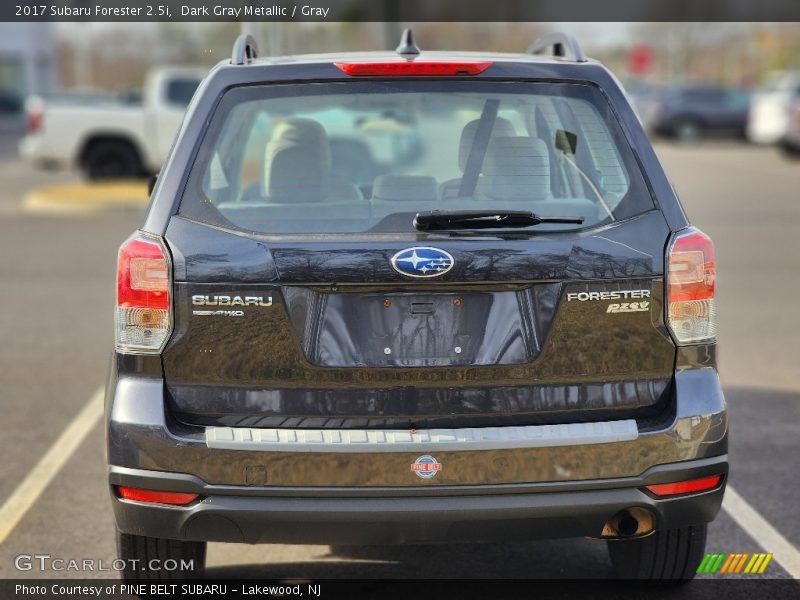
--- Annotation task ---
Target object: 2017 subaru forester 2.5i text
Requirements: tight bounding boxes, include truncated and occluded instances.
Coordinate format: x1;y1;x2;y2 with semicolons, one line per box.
106;31;727;582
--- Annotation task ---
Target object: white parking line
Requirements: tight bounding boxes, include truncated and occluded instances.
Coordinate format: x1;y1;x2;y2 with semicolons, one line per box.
723;485;800;579
0;387;104;546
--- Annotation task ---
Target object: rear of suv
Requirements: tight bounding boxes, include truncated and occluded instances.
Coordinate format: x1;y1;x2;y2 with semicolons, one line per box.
106;31;727;582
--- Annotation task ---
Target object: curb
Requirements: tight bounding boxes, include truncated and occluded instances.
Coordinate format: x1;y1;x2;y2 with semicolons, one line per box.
22;181;149;216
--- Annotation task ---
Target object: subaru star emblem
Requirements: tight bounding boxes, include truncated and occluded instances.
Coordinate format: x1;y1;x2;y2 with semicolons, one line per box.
390;247;454;278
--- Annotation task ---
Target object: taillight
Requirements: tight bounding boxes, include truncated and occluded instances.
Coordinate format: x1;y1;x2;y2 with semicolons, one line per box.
667;227;716;344
26;106;43;134
116;486;198;506
334;61;493;77
115;232;171;354
645;474;723;498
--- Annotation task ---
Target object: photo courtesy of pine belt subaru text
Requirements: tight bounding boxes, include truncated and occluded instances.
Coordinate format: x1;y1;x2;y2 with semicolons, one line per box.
106;30;727;583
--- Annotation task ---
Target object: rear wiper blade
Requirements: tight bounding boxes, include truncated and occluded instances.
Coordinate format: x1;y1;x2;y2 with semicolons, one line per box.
413;210;584;231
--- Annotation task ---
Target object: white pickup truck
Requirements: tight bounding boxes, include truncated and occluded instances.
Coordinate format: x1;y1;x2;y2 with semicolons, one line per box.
19;67;206;179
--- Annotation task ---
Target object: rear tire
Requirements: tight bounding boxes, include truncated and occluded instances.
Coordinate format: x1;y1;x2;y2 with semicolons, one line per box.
116;531;206;582
607;524;707;582
81;140;142;180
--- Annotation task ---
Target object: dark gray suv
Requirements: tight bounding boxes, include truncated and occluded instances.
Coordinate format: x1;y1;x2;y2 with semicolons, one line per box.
106;31;727;582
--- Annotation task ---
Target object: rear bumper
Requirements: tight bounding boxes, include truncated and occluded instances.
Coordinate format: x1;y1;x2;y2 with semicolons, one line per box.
106;365;728;544
110;456;727;545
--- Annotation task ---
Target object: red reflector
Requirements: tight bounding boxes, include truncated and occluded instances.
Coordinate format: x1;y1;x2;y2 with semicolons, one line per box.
117;486;198;506
645;475;722;498
334;61;492;76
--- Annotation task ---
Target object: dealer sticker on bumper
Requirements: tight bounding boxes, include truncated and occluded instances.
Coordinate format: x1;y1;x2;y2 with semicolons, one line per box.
411;455;442;479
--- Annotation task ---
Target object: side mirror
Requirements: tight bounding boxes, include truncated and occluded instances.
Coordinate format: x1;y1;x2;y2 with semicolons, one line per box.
147;173;158;196
555;129;578;154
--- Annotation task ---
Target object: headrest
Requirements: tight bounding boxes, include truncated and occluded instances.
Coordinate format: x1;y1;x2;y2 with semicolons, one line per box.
482;136;551;201
372;175;438;202
264;118;331;202
458;117;516;172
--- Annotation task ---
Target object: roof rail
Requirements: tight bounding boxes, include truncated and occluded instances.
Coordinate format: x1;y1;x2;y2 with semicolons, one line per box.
231;34;258;65
527;32;586;63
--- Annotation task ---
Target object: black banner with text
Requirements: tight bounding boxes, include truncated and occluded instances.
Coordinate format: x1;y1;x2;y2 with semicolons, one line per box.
4;0;800;22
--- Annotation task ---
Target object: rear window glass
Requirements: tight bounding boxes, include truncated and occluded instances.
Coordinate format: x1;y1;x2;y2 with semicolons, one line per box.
179;80;654;234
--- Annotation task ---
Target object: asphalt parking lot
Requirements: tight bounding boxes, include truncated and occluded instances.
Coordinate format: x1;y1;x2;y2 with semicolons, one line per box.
0;140;797;593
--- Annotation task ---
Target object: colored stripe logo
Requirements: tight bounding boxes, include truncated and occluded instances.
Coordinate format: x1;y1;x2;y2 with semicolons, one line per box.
697;552;773;574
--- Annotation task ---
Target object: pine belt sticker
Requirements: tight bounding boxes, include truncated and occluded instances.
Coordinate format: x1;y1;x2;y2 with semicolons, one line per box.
411;455;442;479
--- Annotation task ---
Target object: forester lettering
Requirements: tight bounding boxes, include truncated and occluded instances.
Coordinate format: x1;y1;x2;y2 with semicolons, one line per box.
566;290;651;301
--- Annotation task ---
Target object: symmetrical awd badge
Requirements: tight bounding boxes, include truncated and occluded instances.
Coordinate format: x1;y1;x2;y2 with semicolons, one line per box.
391;247;454;278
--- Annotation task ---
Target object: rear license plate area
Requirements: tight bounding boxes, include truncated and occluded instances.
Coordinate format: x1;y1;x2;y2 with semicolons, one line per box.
307;289;533;368
325;292;488;367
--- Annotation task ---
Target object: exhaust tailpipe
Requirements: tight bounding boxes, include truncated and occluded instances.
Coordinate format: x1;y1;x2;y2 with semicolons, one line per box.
600;507;655;539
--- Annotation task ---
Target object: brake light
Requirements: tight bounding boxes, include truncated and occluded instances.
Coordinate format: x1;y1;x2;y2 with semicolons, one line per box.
334;61;492;77
115;232;171;354
116;486;198;506
645;474;723;498
667;227;716;344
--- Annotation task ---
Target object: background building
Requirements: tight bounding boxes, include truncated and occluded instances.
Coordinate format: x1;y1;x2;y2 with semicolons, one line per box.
0;23;55;114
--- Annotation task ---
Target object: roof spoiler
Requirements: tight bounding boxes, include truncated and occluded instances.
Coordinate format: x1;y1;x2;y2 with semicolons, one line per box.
527;32;586;63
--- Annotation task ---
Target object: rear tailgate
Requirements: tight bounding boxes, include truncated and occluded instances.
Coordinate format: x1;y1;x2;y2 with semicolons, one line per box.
162;210;674;429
